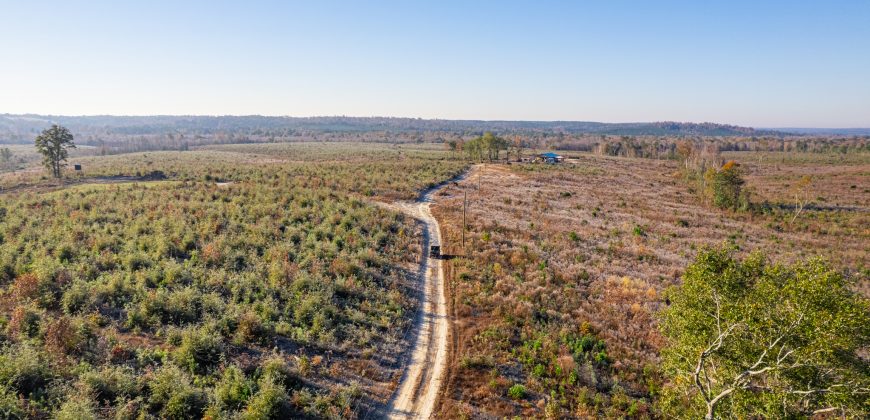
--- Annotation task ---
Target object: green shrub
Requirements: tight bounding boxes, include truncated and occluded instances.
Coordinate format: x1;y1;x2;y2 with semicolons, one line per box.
214;365;252;410
129;287;201;329
632;224;646;237
508;384;526;400
113;396;146;419
704;162;750;211
30;260;68;308
163;388;207;420
56;243;75;264
172;326;224;374
135;347;167;368
61;280;94;314
147;364;185;406
93;274;136;308
242;376;289;419
260;355;300;390
79;365;137;405
0;343;53;397
233;310;270;345
296;355;312;377
55;396;97;420
148;364;206;419
579;335;596;353
124;253;151;271
333;383;362;414
0;385;24;419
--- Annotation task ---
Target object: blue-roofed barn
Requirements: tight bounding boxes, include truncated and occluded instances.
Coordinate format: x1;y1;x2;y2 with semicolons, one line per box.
536;152;564;163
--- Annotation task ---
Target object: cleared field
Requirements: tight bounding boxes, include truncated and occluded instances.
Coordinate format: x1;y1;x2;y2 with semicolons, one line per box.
431;153;868;418
1;143;467;201
0;140;865;418
723;151;869;242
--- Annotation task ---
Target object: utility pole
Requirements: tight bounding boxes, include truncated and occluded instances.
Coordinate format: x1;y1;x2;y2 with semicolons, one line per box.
478;164;483;191
462;190;467;250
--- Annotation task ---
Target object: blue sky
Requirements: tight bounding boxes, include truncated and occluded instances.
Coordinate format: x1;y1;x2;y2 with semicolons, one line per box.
1;1;868;127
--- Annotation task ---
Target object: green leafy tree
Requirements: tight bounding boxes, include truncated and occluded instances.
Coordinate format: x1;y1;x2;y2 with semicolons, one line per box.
464;136;482;161
658;247;870;419
34;124;75;178
464;132;509;161
704;161;749;211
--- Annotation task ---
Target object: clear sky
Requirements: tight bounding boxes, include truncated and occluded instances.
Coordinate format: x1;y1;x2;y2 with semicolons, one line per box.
1;1;869;127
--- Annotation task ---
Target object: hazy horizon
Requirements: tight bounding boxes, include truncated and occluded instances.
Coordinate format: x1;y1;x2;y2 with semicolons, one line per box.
2;1;869;127
4;113;870;131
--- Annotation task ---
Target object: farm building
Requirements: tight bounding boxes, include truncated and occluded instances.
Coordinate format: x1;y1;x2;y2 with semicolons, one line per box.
535;152;564;163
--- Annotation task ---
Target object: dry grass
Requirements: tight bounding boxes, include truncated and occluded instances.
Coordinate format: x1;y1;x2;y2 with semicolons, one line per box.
431;153;868;418
725;151;868;239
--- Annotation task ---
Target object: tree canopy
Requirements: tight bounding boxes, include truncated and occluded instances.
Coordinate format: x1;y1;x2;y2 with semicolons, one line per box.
703;161;750;211
463;131;509;161
34;124;76;178
658;247;870;419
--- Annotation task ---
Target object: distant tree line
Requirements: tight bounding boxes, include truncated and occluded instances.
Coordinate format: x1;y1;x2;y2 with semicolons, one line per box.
2;113;868;157
0;115;796;139
591;136;870;159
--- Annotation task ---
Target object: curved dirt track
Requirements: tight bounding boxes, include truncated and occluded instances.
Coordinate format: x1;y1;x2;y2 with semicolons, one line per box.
384;171;470;420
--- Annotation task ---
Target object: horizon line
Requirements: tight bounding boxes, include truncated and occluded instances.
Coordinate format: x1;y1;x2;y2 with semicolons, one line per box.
4;113;870;130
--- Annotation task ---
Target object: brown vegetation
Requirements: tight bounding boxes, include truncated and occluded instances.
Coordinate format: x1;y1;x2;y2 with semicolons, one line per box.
431;153;867;418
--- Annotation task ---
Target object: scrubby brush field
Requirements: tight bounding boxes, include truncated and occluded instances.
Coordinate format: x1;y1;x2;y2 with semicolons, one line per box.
431;152;868;418
0;138;866;419
723;151;869;244
1;143;466;201
0;143;466;418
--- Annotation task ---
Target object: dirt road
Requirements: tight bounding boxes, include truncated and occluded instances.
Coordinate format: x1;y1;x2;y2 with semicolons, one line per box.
383;170;470;420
